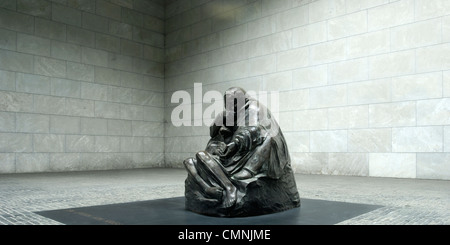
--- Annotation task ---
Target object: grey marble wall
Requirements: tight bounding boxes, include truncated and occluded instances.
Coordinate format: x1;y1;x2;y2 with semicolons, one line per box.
0;0;165;173
164;0;450;180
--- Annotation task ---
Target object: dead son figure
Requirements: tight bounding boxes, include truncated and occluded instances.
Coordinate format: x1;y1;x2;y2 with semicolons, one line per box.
184;87;301;217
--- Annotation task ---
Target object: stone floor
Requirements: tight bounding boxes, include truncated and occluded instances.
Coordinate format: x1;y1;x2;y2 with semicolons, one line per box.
0;168;449;225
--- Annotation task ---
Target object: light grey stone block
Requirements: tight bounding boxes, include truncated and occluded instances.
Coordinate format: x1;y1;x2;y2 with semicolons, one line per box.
35;17;66;41
393;126;443;152
103;152;134;169
81;118;107;135
34;95;66;115
66;135;95;152
143;137;164;153
95;67;121;86
96;0;121;21
121;39;143;58
49;153;81;172
132;121;163;137
417;153;450;180
17;0;51;19
120;137;143;153
82;12;109;33
95;33;121;53
16;113;50;134
66;98;94;117
132;152;164;168
328;153;369;176
133;58;164;77
0;28;17;51
17;33;51;56
310;39;346;65
144;15;164;33
0;153;15;173
369;50;415;79
95;101;121;119
67;26;95;48
107;119;132;136
367;0;414;31
328;105;369;129
0;49;34;73
34;134;65;153
0;0;17;10
348;129;392;153
120;71;143;89
445;126;450;152
369;153;416;178
67;0;95;12
132;90;163;106
391;18;441;51
16;73;51;95
347;29;390;59
310;130;348;153
94;136;120;152
82;47;108;67
348;79;391;105
143;106;164;122
277;47;309;71
235;1;261;25
0;91;34;113
34;56;66;78
78;152;109;170
143;46;164;63
445;71;450;98
120;104;144;120
52;3;82;26
417;98;450;126
369;102;416;128
392;72;442;101
51;78;80;98
134;0;164;19
290;152;328;175
51;40;81;62
121;8;143;26
283;132;310;153
67;62;94;82
16;153;49;173
310;84;347;109
132;27;164;47
81;82;108;101
109;20;133;39
292;65;327;89
0;112;15;132
0;69;16;91
416;43;450;73
328;11;367;40
0;8;34;34
107;53;133;72
108;86;132;104
50;115;80;134
279;89;309;111
0;133;33;152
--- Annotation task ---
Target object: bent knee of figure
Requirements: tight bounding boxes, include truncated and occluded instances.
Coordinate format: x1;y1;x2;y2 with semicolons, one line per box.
196;151;211;161
183;157;196;167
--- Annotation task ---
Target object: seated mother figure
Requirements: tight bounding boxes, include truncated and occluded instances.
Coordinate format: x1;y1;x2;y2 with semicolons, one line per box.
183;87;300;217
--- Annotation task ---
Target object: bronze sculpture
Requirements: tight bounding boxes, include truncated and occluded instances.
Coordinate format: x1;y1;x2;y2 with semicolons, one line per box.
183;87;300;217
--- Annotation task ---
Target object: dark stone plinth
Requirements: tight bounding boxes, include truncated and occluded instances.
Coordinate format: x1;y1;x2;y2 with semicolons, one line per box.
35;197;382;225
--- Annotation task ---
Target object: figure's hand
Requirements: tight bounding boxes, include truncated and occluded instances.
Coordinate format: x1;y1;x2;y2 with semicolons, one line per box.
220;141;238;158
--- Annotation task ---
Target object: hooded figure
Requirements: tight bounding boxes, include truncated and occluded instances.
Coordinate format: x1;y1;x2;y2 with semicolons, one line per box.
184;87;300;217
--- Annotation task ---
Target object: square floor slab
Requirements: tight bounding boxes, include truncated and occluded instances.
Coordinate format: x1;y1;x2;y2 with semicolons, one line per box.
36;197;382;225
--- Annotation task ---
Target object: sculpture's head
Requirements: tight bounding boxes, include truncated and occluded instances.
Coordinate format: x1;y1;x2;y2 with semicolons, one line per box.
224;87;250;113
